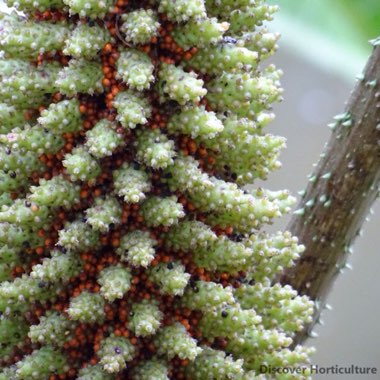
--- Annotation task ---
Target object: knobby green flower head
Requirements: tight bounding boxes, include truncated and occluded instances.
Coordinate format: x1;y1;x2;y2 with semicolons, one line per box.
0;0;315;379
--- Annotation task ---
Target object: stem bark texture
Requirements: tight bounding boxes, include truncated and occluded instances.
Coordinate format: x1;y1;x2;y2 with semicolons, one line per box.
281;43;380;344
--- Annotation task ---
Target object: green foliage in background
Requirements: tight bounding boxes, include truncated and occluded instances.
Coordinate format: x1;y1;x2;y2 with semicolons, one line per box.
269;0;380;80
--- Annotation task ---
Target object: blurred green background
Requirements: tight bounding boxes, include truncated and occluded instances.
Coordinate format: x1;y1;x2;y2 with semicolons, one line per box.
268;0;380;81
272;0;380;41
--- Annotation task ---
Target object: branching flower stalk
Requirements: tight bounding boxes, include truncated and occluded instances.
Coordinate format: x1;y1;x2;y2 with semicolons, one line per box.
0;0;315;379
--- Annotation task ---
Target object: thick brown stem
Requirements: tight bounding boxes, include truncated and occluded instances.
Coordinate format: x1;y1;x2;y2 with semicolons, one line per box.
281;43;380;344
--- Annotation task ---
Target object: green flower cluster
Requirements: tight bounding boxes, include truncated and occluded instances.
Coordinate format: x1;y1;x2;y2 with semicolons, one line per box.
0;0;314;379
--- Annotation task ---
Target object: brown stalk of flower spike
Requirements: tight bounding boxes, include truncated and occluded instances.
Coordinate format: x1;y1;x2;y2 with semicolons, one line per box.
281;42;380;344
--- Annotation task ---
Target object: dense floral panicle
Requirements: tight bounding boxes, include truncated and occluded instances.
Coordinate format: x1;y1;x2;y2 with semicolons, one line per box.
186;347;244;379
28;311;75;346
0;13;70;59
15;347;68;379
121;9;160;45
0;103;28;132
244;230;304;283
0;246;20;281
77;364;114;380
155;323;202;360
64;23;112;59
0;193;12;209
166;154;295;233
57;219;99;251
187;43;258;75
158;63;207;105
98;334;136;373
149;261;190;296
167;105;224;139
0;170;28;193
38;98;82;134
227;4;279;34
206;66;283;118
158;0;206;22
193;235;252;272
97;264;132;301
0;145;44;178
205;186;294;233
0;199;50;227
166;220;260;272
181;280;235;311
172;17;229;49
133;359;170;380
0;222;44;250
116;230;157;267
56;59;104;96
164;220;218;251
141;195;185;227
199;305;262;339
116;49;155;91
0;274;62;312
205;0;256;16
0;171;26;193
63;0;114;18
29;175;80;208
225;328;296;372
0;125;65;155
200;115;285;184
237;28;280;60
0;368;17;380
85;195;122;232
129;299;163;337
0;316;29;358
0;59;60;106
163;153;217;192
0;0;315;378
30;250;82;282
135;128;176;169
63;146;101;182
113;90;152;129
67;291;105;323
234;283;314;334
85;119;125;158
4;0;65;12
112;162;152;203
